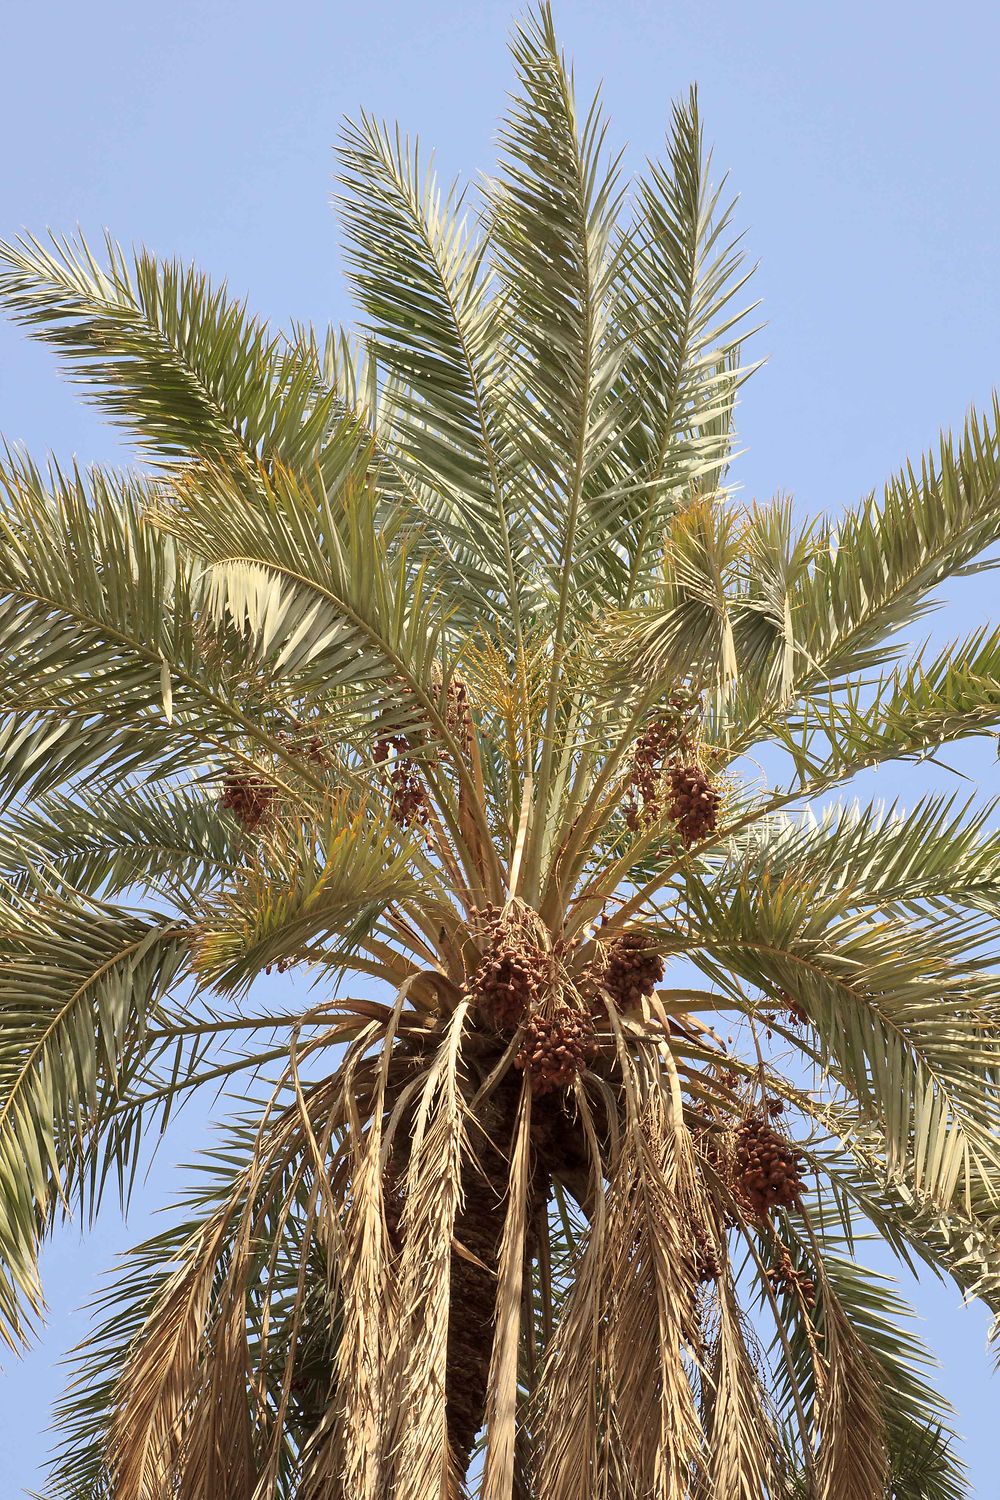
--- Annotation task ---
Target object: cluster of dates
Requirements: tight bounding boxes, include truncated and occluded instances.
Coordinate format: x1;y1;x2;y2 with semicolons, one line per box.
734;1115;806;1218
514;1006;599;1097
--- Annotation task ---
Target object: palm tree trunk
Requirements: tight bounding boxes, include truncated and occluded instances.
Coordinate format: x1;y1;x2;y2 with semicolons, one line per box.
445;1072;522;1476
443;1075;588;1479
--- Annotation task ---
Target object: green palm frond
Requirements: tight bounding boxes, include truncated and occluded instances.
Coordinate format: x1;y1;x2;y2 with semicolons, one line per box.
0;892;187;1348
0;457;280;805
0;234;335;468
729;795;1000;919
192;800;420;993
151;448;446;738
790;403;1000;691
606;89;758;604
682;874;1000;1206
336;114;527;619
490;4;629;614
0;780;244;902
763;1223;967;1500
773;624;1000;790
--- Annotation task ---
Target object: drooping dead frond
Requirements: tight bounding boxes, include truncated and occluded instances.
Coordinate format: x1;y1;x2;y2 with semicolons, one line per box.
297;1033;396;1500
105;1043;369;1500
178;1278;257;1500
598;1124;703;1498
533;1087;609;1498
480;1080;534;1500
598;1033;704;1499
106;1210;231;1500
814;1289;890;1500
384;1002;471;1496
699;1278;786;1500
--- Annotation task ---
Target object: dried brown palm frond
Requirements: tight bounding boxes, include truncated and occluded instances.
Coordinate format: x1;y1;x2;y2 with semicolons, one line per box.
600;1030;704;1496
532;1086;610;1499
104;1220;221;1500
480;1083;534;1500
384;1003;472;1491
594;1116;703;1498
303;1039;398;1500
813;1293;890;1500
697;1279;787;1500
105;1029;374;1499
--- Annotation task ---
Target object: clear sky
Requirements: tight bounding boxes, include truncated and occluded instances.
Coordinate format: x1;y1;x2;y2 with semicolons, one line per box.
2;0;1000;1493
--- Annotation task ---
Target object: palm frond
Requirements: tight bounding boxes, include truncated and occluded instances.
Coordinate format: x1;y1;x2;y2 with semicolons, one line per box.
489;3;628;614
336;115;527;620
727;794;1000;921
772;624;1000;791
700;1278;786;1500
0;891;187;1348
0;234;334;467
681;873;1000;1208
602;88;758;604
791;402;1000;692
0;780;243;903
764;1221;965;1500
192;801;420;993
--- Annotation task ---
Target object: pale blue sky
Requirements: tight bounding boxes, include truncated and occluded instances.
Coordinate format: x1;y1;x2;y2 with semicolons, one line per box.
2;0;1000;1493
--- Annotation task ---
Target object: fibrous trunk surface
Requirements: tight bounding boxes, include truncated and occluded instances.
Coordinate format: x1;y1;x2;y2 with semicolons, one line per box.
445;1073;522;1474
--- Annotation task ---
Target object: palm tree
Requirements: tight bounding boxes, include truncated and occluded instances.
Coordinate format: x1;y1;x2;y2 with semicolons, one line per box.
2;6;1000;1496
